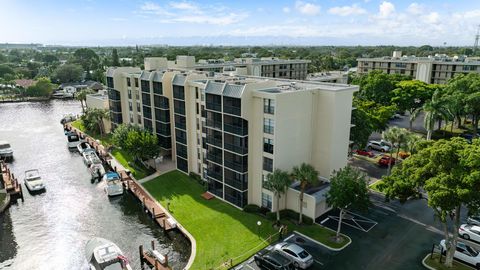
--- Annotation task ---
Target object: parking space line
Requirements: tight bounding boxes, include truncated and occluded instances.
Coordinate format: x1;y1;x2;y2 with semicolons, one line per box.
314;259;324;265
284;234;295;242
320;217;330;224
245;264;256;270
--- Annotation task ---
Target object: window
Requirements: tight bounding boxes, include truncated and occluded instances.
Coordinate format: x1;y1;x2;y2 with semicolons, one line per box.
262;192;272;210
134;78;139;87
128;101;132;111
263;138;273;154
136;101;141;112
263;157;273;172
153;81;163;95
128;89;132;99
137;115;142;124
127;77;131;87
263;118;274;134
264;98;275;114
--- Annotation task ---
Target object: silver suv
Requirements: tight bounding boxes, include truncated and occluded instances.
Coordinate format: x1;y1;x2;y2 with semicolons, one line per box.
367;140;390;152
0;141;13;161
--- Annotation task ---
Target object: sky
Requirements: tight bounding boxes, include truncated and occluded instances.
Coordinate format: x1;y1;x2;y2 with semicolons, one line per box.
0;0;479;46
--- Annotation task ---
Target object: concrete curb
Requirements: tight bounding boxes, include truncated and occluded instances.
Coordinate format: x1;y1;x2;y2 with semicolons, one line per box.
422;254;436;270
294;229;352;252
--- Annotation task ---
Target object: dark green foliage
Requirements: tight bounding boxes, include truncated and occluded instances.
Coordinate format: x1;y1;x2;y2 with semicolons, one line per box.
243;204;261;213
25;77;54;97
52;64;83;83
266;209;314;225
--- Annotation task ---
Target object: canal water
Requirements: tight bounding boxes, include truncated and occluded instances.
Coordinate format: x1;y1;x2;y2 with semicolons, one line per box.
0;100;190;270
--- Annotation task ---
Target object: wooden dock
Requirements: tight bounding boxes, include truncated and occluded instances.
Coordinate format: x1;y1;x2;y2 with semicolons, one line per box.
64;123;176;232
139;241;172;270
0;160;24;203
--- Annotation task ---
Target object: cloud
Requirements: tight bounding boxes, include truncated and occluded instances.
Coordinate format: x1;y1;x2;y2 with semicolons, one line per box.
283;7;291;13
377;1;395;18
295;1;321;16
423;12;439;24
407;3;424;15
328;4;367;16
138;1;248;25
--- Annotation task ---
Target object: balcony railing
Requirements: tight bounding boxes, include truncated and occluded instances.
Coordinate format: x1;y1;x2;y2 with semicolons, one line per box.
206;137;222;148
206;152;223;165
224;142;248;155
224;123;247;136
224;160;247;173
223;105;241;116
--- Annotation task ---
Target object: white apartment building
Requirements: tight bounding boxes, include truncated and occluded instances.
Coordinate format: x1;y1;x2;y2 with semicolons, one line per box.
357;51;480;84
106;58;358;220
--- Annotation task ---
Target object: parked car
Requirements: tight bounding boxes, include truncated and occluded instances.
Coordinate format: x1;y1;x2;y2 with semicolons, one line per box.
273;242;314;269
353;149;375;158
0;141;13;161
460;224;480;242
254;249;295;270
440;239;480;269
378;155;396;167
468;216;480;226
367;141;391;152
398;151;410;159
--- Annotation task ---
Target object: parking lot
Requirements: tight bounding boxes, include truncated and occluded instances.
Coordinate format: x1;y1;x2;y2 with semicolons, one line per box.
234;193;457;270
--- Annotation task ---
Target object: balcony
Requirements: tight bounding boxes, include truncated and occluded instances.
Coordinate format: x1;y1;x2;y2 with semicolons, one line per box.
207;171;223;181
206;152;223;165
224;142;248;155
206;137;222;148
224;159;247;173
223;105;241;116
224;123;247;136
206;102;222;112
206;120;222;130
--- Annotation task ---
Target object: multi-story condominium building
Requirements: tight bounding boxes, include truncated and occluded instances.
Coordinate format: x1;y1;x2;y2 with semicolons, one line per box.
106;58;357;220
357;51;480;84
149;55;310;80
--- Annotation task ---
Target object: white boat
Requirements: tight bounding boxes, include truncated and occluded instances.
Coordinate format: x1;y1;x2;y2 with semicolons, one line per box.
52;90;74;99
66;132;81;149
83;149;102;166
77;141;93;154
24;169;46;192
103;172;124;197
85;237;132;270
90;163;105;181
0;141;13;161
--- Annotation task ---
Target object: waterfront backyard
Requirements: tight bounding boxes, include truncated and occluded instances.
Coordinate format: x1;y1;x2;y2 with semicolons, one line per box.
144;171;349;270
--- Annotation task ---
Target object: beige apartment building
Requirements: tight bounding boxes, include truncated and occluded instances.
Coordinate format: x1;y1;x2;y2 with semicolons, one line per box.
85;89;112;133
357;51;480;84
106;58;357;220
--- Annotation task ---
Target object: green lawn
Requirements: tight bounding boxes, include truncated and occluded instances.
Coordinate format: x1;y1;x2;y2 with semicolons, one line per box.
0;192;6;205
111;149;150;179
71;119;113;146
143;171;349;270
71;119;85;132
424;254;474;270
369;180;385;194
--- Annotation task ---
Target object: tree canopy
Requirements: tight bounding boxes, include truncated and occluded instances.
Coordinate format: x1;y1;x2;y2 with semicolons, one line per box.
25;77;54;97
52;64;83;83
352;70;411;105
381;138;480;267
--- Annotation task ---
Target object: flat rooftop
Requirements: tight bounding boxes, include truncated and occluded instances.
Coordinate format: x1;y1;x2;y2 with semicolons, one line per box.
358;55;480;64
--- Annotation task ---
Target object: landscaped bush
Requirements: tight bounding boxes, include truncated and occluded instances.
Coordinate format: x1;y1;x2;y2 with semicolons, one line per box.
243;204;261;213
189;172;207;191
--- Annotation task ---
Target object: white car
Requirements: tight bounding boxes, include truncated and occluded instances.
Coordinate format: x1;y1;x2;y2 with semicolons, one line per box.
440;239;480;268
366;140;391;152
459;224;480;242
0;141;13;161
273;242;313;269
24;169;46;192
468;216;480;226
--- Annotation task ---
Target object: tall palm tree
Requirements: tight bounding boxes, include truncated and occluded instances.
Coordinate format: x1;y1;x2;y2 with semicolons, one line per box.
83;108;110;136
406;133;424;155
76;89;94;114
423;91;449;140
382;126;409;175
291;163;318;224
265;169;292;222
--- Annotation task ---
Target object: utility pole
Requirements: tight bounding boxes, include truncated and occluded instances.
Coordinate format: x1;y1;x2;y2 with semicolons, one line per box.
474;24;480;55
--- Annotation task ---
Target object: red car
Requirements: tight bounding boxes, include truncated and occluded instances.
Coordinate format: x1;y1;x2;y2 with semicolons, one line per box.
353;149;375;158
378;155;396;167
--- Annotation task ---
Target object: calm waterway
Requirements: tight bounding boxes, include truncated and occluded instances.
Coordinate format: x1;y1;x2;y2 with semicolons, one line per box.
0;100;190;270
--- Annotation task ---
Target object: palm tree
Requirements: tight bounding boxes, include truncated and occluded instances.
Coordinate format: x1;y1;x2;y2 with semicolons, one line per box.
382;126;409;175
291;163;319;224
265;169;292;222
76;89;94;114
83;108;110;136
423;91;449;140
406;133;424;155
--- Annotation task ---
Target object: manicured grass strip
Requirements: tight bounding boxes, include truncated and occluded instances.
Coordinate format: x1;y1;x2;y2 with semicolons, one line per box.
0;193;6;204
424;254;474;270
369;180;385;194
111;149;148;179
71;119;85;132
144;171;350;269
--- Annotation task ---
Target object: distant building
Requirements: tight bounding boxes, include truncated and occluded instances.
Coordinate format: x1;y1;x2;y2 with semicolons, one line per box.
14;79;37;88
357;51;480;84
307;71;348;84
86;89;111;133
141;55;310;80
105;59;357;219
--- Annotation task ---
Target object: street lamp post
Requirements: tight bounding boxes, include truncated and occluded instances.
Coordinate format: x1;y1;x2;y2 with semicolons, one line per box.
257;221;262;238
